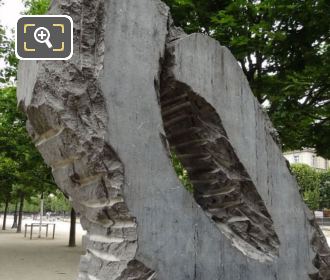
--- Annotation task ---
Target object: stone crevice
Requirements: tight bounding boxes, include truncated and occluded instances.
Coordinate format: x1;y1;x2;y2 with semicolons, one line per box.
160;46;280;261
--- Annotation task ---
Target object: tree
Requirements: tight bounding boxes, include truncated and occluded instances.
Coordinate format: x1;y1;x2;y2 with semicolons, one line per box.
0;151;17;230
0;0;51;83
0;0;17;83
24;0;51;15
16;190;25;233
291;163;321;210
48;191;71;213
165;0;330;158
0;85;57;232
11;201;18;228
0;0;79;242
1;1;82;246
69;208;76;247
1;198;9;230
0;34;17;83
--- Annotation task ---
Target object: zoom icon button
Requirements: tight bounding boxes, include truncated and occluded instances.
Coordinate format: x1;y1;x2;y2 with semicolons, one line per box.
16;15;73;60
34;27;53;48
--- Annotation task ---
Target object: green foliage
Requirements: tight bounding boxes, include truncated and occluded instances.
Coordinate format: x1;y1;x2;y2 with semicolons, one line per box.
286;164;330;210
22;197;38;212
166;0;330;158
0;191;71;213
0;35;17;83
24;191;70;213
0;0;51;83
0;23;6;60
24;0;51;15
291;163;321;210
0;0;55;206
320;170;330;209
163;0;230;34
303;189;321;211
0;86;56;204
0;157;17;202
171;151;193;193
0;4;17;83
46;191;71;213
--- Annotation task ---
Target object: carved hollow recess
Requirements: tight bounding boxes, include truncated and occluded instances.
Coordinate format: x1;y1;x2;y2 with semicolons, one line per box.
161;25;330;277
309;219;330;279
160;63;280;262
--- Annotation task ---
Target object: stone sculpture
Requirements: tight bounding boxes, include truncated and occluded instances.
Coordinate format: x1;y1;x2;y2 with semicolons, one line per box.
17;0;330;279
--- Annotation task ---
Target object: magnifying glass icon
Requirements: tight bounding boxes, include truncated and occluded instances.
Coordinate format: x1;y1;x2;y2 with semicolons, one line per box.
34;27;53;49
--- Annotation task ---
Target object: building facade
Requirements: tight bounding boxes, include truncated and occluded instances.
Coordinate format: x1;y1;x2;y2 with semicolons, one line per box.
284;148;330;170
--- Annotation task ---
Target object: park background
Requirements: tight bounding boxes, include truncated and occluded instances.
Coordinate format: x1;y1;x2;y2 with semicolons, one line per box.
0;0;329;279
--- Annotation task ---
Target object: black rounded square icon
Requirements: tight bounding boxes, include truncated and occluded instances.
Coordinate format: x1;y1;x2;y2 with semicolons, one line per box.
16;15;73;60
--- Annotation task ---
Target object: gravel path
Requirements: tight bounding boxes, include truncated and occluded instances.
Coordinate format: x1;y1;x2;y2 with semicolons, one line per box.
321;226;330;245
0;216;85;280
0;216;329;280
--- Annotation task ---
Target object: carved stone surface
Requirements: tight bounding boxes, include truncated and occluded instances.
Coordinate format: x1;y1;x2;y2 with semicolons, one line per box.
17;0;330;279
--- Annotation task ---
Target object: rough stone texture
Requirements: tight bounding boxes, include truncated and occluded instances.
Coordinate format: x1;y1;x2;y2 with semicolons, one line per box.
17;0;330;279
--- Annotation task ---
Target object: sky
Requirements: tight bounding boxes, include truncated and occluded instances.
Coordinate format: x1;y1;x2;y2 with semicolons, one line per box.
0;0;25;38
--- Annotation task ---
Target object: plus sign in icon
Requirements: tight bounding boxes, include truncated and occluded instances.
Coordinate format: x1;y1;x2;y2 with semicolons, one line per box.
16;15;73;60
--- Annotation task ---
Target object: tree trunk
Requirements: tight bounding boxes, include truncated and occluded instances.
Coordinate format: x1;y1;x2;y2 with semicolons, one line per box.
17;192;25;233
68;207;76;247
11;201;18;229
2;198;9;230
38;193;44;238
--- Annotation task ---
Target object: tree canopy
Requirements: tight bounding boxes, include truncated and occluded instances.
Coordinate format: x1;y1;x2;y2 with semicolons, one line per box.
0;86;56;203
0;0;56;209
24;0;51;15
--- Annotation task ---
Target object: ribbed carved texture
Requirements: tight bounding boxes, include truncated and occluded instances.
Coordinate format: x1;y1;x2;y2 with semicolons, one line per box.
160;75;280;261
20;1;155;279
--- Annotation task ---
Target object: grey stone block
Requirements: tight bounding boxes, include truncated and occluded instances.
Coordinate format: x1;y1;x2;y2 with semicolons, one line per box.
17;0;330;279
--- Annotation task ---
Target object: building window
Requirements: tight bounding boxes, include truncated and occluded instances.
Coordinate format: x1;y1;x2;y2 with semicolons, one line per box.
294;155;299;163
312;155;317;167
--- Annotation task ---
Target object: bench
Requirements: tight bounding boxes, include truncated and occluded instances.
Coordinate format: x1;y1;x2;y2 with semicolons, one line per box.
24;223;56;240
